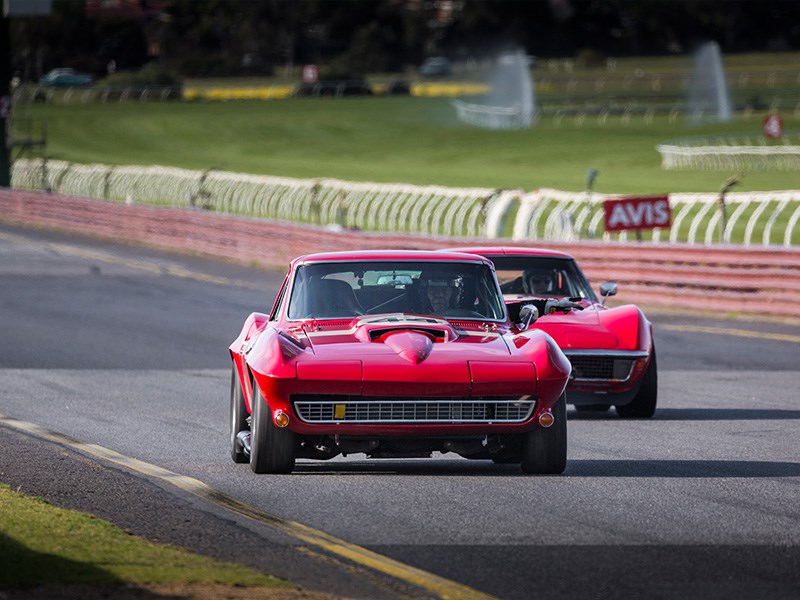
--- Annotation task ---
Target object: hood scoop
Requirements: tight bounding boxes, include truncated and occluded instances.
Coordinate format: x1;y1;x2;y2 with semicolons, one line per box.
382;331;434;364
368;326;447;342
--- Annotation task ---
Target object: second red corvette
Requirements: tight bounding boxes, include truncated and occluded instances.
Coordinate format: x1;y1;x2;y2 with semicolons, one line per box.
452;247;657;419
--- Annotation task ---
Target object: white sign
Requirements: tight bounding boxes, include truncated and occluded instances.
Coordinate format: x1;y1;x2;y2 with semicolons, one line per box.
604;196;671;232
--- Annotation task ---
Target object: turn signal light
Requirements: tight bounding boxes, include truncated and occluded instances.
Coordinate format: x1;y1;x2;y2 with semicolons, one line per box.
538;411;555;428
274;410;290;428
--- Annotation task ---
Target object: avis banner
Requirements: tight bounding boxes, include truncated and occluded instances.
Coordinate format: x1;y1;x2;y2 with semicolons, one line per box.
603;195;671;233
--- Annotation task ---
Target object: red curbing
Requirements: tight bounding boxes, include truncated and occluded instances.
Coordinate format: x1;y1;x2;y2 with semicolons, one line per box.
2;189;799;318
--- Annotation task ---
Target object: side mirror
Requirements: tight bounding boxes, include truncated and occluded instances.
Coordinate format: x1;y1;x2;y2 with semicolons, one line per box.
599;282;618;305
518;304;539;330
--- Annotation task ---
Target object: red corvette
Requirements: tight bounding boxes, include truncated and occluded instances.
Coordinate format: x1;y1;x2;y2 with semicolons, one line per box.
229;250;571;474
452;247;657;419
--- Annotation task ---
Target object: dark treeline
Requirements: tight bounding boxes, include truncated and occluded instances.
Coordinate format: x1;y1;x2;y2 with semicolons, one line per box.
10;0;800;81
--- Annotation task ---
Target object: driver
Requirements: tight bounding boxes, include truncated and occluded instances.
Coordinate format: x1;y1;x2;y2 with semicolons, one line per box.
419;272;463;314
523;269;554;295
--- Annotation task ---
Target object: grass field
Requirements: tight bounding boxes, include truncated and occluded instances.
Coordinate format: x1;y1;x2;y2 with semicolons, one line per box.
22;97;800;195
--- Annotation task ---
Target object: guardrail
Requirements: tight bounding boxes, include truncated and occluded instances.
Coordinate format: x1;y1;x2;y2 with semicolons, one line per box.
2;188;799;320
10;159;800;247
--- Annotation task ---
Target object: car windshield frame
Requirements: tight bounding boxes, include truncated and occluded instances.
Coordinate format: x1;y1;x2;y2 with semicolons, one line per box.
285;260;507;322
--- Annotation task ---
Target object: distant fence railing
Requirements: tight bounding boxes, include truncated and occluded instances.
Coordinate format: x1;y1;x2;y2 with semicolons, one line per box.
11;158;800;247
657;132;800;171
451;99;534;129
12;81;490;104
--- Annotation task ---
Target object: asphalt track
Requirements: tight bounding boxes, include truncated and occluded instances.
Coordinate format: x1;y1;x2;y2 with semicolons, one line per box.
1;223;799;599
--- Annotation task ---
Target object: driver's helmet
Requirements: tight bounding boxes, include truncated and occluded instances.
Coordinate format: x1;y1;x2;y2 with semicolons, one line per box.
418;270;463;308
523;269;555;295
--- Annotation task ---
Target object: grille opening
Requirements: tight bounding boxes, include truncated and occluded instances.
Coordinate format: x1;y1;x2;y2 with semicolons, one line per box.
292;395;535;424
568;356;634;381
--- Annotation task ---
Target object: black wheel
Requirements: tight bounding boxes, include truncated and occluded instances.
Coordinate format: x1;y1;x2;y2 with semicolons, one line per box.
229;364;249;464
250;384;296;474
616;349;658;419
574;404;610;413
521;393;567;474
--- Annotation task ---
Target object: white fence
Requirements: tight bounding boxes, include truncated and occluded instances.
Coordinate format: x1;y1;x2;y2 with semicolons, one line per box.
11;159;502;238
11;158;800;247
513;188;800;247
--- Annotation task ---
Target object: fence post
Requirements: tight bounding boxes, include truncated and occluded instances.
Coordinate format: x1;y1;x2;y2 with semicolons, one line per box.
718;175;740;242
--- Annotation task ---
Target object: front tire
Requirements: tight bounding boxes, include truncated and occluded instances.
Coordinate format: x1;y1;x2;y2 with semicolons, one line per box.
521;393;567;474
616;349;658;419
230;364;249;464
250;384;296;474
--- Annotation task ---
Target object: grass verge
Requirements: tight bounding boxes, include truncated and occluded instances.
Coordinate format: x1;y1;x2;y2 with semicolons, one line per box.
0;483;290;595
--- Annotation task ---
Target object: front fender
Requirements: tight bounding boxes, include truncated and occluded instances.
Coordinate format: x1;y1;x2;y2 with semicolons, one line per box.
247;328;304;417
507;329;571;412
597;304;653;353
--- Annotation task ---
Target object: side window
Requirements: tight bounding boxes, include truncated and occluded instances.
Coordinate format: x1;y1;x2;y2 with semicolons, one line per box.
269;276;289;321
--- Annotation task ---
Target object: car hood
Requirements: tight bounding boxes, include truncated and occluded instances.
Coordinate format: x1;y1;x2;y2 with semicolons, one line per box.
532;306;622;350
294;315;532;396
303;315;511;359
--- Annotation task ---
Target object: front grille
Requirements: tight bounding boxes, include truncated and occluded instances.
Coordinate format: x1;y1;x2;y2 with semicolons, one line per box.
567;355;634;381
569;356;614;379
292;395;535;424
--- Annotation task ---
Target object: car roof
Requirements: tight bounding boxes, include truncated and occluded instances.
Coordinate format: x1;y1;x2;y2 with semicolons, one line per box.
446;246;575;260
292;249;493;268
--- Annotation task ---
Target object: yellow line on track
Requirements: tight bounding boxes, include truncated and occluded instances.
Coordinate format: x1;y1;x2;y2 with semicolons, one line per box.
0;413;496;600
660;323;800;344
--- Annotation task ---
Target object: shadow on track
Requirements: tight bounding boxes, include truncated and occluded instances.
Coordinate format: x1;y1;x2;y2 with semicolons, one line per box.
654;408;800;421
381;543;800;600
566;459;800;478
568;408;800;421
292;458;800;478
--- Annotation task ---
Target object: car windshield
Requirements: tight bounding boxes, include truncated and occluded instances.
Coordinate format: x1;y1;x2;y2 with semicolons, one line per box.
488;256;598;302
287;261;505;321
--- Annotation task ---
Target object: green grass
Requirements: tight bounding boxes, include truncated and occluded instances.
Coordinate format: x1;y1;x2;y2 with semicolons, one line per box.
24;98;800;195
0;484;288;592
